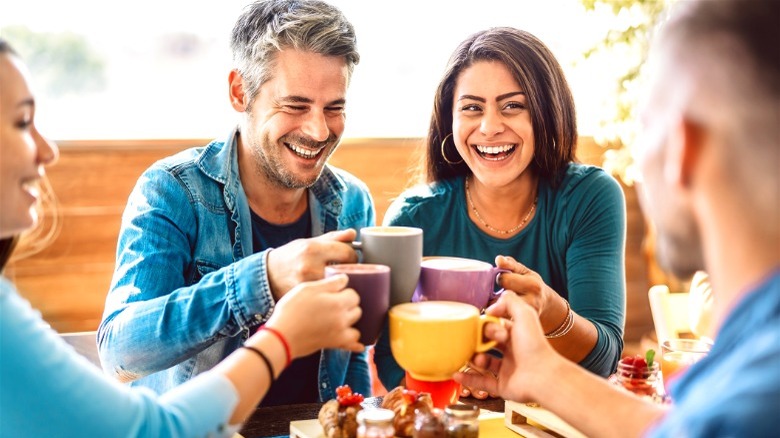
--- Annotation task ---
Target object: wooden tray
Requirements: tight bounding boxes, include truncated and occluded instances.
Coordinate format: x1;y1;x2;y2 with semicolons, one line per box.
504;401;587;438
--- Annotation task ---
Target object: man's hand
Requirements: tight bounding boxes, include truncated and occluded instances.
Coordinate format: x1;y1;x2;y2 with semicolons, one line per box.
454;291;559;403
266;229;359;299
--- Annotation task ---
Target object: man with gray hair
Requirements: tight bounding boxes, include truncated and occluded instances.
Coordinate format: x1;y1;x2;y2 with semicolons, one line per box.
457;0;780;436
99;0;375;405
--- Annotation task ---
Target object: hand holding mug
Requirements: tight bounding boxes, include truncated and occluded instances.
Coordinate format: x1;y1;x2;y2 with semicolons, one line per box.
266;229;359;300
263;275;364;357
454;291;559;403
389;301;499;382
324;263;391;345
495;255;563;327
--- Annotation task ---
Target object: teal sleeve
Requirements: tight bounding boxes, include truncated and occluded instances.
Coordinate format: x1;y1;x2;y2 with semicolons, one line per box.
564;172;626;376
0;279;239;438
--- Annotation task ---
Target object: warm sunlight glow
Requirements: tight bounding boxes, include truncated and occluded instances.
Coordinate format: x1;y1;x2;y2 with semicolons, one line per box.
1;0;633;140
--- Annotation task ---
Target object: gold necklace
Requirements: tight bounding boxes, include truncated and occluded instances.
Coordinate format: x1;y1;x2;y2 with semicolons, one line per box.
465;177;537;235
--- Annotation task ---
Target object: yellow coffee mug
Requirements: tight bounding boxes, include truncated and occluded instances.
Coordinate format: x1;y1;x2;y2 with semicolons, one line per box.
389;301;500;381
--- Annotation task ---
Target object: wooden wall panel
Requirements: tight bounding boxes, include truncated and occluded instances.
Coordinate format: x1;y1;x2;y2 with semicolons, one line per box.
5;137;653;342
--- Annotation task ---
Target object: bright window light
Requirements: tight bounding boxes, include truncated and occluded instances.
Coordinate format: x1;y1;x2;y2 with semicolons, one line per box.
1;0;628;140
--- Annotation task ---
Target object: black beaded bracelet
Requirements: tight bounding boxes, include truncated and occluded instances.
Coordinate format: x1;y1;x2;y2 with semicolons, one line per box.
241;345;275;382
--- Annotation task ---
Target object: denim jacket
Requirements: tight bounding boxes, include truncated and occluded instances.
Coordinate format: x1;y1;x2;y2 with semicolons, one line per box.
98;127;376;400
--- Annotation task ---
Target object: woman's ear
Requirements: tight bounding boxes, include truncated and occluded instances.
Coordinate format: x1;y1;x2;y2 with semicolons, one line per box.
228;70;247;112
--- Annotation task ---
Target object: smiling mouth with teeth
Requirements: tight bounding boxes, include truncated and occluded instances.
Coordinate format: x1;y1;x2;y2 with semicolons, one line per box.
286;142;325;159
473;144;517;161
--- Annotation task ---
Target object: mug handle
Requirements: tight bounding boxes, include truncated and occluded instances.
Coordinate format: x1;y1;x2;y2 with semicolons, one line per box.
475;314;502;352
490;268;511;300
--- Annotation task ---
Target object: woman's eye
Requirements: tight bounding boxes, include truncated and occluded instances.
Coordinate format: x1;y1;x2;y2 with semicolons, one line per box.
504;102;526;111
15;119;32;130
460;104;482;112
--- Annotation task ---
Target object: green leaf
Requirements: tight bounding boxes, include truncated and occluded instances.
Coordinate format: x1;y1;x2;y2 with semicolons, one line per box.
646;349;656;367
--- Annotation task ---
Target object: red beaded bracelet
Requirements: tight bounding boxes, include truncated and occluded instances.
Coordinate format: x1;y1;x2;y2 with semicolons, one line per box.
260;325;291;367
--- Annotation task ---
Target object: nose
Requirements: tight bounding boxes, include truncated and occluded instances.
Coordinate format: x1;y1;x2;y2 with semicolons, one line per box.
301;109;330;142
34;128;59;166
480;108;505;137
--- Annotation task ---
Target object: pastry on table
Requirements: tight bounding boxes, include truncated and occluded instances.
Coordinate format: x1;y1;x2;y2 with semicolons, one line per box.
318;385;365;438
381;386;434;437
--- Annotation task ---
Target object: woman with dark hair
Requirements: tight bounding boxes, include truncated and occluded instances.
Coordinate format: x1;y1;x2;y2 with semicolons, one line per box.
0;37;363;437
374;27;626;395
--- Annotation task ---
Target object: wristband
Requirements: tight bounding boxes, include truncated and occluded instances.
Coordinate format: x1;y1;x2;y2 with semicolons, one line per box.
260;324;292;367
241;345;275;382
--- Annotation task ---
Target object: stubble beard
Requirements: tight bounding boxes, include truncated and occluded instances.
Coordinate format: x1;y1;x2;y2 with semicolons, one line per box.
655;217;706;279
253;133;337;190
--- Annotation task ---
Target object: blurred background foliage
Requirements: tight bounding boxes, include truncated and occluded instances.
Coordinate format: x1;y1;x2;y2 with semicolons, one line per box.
579;0;673;185
1;25;107;97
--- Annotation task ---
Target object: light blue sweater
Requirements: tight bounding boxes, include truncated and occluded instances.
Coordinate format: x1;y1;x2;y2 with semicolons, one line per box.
0;277;239;437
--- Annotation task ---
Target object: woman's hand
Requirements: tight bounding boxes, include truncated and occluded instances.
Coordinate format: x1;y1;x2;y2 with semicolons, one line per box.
263;274;364;358
459;366;499;399
495;255;566;333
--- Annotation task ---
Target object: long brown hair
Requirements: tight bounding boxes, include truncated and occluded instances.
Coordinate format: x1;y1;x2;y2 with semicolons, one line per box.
420;27;577;187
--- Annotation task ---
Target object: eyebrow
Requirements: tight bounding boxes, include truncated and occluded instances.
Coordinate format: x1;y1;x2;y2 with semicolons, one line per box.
17;97;34;108
280;95;346;106
457;91;526;102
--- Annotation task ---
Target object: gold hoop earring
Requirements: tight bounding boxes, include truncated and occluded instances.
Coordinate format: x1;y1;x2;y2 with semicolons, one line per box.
440;133;463;165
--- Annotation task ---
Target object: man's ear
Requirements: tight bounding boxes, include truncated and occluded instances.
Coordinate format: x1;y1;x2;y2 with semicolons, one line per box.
228;70;247;112
665;115;704;189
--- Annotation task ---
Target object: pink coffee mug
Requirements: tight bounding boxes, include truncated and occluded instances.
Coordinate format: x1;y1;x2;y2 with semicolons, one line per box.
412;256;507;310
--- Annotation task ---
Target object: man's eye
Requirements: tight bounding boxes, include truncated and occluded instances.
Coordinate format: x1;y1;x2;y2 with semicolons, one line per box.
285;105;307;111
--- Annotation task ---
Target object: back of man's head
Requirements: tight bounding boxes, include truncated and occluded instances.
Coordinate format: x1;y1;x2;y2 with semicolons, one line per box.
231;0;359;106
656;0;779;233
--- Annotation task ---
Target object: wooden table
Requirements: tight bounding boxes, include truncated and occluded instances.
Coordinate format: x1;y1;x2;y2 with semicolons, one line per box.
239;396;505;437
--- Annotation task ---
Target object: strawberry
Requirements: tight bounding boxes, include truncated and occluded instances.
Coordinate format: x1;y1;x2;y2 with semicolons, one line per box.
336;385;352;398
335;384;364;406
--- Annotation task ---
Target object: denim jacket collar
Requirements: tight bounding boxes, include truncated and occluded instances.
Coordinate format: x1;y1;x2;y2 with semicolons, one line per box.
196;126;348;254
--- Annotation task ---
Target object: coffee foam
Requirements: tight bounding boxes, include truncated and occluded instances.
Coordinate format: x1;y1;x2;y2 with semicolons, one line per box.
327;264;390;274
361;226;422;236
421;257;490;271
391;301;477;320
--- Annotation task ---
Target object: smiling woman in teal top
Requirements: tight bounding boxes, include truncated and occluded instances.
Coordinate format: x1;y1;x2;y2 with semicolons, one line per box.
374;27;626;394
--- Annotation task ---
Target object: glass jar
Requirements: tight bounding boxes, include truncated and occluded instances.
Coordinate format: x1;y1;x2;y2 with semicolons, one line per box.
357;408;396;438
414;408;445;438
443;404;479;438
609;361;663;400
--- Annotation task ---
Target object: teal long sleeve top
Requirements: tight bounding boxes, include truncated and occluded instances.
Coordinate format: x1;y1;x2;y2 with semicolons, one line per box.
374;163;626;389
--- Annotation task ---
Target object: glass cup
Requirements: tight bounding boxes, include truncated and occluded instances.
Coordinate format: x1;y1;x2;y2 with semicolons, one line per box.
660;338;712;388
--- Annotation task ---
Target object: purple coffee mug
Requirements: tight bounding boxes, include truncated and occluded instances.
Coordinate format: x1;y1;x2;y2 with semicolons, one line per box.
412;256;508;310
324;263;391;345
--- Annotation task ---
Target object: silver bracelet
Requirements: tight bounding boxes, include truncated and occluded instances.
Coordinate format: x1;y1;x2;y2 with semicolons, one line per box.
544;298;574;339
